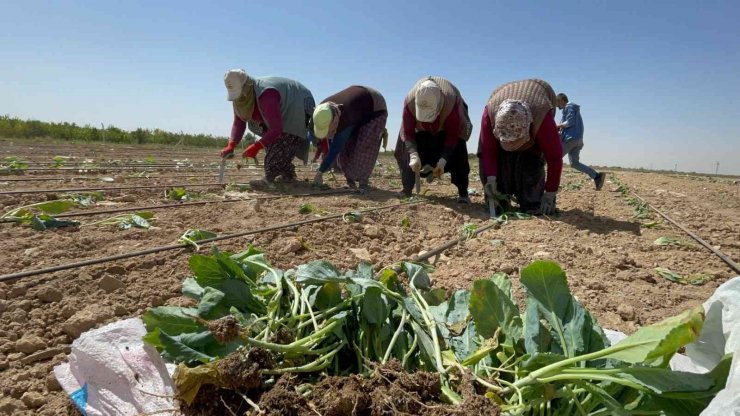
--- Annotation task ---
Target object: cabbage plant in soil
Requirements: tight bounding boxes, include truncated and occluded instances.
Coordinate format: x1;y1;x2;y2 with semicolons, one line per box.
142;247;731;415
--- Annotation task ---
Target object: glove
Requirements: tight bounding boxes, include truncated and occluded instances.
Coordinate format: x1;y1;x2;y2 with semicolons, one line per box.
432;158;447;178
313;171;323;186
484;176;497;197
540;191;557;215
243;141;264;159
220;140;237;157
408;152;421;172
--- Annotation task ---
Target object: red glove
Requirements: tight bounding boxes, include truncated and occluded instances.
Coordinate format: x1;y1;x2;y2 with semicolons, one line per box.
243;141;264;158
220;140;237;157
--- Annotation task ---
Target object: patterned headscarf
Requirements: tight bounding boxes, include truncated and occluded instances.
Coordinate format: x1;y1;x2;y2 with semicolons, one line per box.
233;75;257;121
494;99;533;151
323;103;343;141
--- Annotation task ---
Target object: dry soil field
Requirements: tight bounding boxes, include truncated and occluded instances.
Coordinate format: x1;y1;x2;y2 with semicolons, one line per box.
0;138;738;414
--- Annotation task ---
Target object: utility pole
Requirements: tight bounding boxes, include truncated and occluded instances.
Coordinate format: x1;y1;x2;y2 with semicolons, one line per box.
715;161;720;175
101;123;106;143
674;163;677;172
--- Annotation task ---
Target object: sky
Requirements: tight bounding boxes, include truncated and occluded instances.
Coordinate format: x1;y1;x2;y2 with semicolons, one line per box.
1;0;739;174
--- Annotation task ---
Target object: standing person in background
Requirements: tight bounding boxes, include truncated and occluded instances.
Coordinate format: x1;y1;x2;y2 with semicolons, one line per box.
478;79;563;215
220;69;314;187
310;85;387;193
556;93;605;190
394;76;473;202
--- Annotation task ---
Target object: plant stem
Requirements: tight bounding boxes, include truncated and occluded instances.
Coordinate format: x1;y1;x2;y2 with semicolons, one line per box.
537;374;643;391
382;310;407;363
506;339;651;392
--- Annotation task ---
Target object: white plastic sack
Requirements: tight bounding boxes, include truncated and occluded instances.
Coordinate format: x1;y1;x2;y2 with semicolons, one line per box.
54;318;176;416
605;277;740;415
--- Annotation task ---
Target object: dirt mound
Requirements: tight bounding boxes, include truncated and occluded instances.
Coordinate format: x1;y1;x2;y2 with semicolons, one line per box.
217;348;274;390
254;360;500;416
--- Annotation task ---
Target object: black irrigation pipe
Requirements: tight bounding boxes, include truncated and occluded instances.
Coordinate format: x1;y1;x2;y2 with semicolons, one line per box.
53;189;356;218
630;192;740;274
0;200;424;283
14;167;220;173
414;223;498;263
0;173;264;183
0;182;231;195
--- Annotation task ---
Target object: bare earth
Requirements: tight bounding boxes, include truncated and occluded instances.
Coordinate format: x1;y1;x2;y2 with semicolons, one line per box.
0;138;738;414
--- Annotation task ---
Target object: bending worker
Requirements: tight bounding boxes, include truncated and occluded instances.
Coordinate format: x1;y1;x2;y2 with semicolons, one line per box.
220;69;314;187
394;76;473;203
311;85;387;193
478;79;563;215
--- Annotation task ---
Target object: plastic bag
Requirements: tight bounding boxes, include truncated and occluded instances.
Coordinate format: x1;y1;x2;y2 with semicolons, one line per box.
54;318;176;416
606;277;740;415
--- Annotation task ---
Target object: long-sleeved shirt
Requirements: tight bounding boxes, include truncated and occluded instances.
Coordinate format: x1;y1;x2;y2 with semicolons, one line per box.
229;89;284;147
318;126;356;172
401;100;461;160
559;102;584;142
479;107;563;192
312;139;328;161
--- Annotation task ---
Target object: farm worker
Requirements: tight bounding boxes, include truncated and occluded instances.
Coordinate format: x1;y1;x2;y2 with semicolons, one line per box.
310;85;388;193
556;93;605;190
478;79;563;215
394;76;473;202
220;69;315;186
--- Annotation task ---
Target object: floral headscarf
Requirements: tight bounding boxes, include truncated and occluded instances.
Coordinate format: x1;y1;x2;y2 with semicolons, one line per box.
494;99;533;151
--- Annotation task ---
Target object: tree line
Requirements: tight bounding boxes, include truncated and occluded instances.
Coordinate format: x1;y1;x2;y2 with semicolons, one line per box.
0;115;259;148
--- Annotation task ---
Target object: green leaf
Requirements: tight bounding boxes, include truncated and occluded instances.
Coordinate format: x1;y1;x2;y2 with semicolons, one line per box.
421;288;447;307
159;330;213;364
470;279;522;345
523;298;551;355
142;307;203;336
231;246;271;281
604;305;704;364
520;352;566;371
410;320;438;371
295;260;349;285
31;200;76;214
490;272;513;298
196;287;228;318
130;214;152;229
361;287;388;325
520;260;606;357
656;267;684;283
30;215;79;231
444;290;471;328
449;321;479;362
314;282;342;310
182;278;204;300
168;187;190;201
403;262;432;290
299;203;315;214
615;367;714;394
178;229;217;249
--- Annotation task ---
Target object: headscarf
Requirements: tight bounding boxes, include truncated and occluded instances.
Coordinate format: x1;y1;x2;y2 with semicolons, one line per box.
494;99;533;151
233;75;257;121
323;103;342;141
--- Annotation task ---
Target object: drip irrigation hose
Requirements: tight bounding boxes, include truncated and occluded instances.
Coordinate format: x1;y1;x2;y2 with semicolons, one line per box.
0;200;425;283
0;182;230;195
412;223;498;263
52;189;355;218
630;192;740;274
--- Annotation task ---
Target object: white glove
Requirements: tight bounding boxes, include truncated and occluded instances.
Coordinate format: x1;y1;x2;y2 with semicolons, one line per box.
484;176;497;197
408;152;421;172
540;191;557;215
432;158;447;178
313;171;323;186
